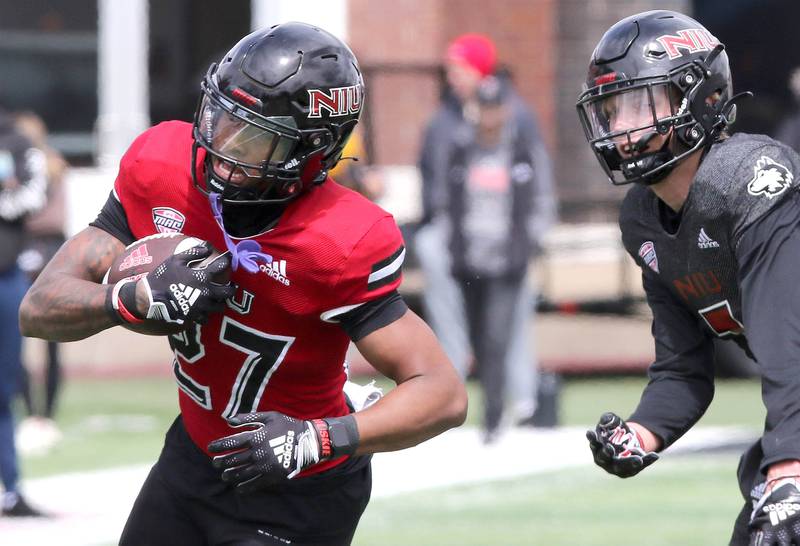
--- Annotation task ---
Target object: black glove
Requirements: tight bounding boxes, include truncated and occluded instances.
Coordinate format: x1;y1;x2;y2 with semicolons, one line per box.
119;242;234;325
586;412;659;478
208;412;331;493
749;478;800;546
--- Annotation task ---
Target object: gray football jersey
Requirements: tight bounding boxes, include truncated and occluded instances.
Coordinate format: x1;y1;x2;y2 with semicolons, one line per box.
620;133;800;339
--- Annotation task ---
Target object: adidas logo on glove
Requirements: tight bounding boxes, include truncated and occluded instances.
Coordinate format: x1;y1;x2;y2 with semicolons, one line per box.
762;500;800;525
269;430;296;469
170;283;201;316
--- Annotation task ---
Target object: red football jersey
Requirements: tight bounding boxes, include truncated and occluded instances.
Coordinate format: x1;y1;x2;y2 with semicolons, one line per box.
112;121;405;475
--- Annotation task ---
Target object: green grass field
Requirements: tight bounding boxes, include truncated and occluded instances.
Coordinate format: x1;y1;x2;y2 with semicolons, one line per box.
353;376;762;546
17;375;764;545
20;375;765;478
354;455;744;546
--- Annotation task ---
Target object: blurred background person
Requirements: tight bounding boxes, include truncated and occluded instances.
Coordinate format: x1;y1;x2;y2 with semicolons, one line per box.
14;111;68;455
415;33;555;437
446;75;555;443
0;105;48;517
415;33;483;389
775;67;800;154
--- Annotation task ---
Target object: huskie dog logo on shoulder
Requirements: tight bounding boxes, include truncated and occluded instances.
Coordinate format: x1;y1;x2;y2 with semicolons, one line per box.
747;156;794;199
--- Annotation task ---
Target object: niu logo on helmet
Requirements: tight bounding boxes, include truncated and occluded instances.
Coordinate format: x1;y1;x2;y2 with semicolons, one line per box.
656;28;719;59
307;85;363;118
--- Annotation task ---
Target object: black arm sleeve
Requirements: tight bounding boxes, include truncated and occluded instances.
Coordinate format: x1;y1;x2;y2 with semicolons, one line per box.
88;190;135;245
337;290;408;342
736;190;800;471
627;269;716;450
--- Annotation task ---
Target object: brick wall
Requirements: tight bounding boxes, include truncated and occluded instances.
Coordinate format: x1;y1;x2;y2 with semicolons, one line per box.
348;0;444;166
349;0;691;221
348;0;556;166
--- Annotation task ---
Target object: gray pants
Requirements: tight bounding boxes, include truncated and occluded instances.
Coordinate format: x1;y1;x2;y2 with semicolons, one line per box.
460;275;528;432
414;218;538;419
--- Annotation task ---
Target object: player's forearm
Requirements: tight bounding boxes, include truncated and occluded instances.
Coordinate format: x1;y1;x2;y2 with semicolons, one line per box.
352;368;467;455
19;226;126;341
767;460;800;485
20;276;116;341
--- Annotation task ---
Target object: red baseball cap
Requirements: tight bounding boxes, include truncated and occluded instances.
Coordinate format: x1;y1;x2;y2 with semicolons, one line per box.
445;33;497;77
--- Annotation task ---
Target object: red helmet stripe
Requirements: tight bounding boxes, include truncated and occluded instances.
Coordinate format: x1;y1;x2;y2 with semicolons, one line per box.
231;87;261;108
594;72;617;86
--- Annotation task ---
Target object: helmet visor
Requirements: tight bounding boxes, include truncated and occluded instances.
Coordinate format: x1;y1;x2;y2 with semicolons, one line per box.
581;83;679;145
197;95;298;170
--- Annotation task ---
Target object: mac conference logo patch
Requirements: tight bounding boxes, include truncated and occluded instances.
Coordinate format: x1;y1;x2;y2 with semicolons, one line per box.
638;241;659;273
152;207;186;234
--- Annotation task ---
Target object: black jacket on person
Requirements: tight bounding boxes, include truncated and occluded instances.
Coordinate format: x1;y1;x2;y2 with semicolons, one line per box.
445;96;555;280
418;94;466;226
0;109;47;272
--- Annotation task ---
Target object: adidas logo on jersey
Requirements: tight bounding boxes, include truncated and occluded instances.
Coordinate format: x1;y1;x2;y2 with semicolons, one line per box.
697;228;720;249
260;259;291;286
269;430;296;469
169;283;201;316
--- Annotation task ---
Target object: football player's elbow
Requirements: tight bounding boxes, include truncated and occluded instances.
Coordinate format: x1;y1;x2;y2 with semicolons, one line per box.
19;289;48;338
18;292;37;337
442;377;469;429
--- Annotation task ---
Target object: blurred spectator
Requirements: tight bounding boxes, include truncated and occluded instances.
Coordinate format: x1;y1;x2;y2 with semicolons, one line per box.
15;111;67;455
329;127;384;201
0;106;48;517
775;67;800;153
416;34;498;376
415;34;555;439
446;75;556;442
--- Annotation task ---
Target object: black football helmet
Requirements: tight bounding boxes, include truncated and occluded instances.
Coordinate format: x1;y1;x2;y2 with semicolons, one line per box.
192;22;364;205
576;10;743;185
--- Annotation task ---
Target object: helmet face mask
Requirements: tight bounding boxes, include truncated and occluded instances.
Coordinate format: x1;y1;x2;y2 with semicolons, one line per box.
576;10;734;185
583;82;679;146
199;92;299;171
192;74;328;205
191;22;364;207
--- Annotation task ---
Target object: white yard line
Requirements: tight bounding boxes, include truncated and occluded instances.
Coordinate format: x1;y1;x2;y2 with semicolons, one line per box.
370;425;757;498
0;426;757;546
0;465;150;546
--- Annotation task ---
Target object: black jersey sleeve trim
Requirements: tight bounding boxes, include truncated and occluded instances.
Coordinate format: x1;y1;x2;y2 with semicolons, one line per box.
89;190;135;246
336;290;408;342
366;245;405;291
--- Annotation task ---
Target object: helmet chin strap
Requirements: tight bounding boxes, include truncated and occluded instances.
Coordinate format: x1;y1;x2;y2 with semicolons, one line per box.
620;132;677;185
220;180;260;202
208;192;274;273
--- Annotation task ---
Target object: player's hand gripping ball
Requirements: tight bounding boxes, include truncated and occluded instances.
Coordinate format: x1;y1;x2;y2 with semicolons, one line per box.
104;233;233;335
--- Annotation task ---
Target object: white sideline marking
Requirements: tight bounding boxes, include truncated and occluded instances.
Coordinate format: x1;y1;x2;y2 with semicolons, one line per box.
370;425;757;498
0;426;757;545
0;464;150;546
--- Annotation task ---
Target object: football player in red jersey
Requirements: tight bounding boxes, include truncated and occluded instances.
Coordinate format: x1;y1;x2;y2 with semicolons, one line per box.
19;22;467;546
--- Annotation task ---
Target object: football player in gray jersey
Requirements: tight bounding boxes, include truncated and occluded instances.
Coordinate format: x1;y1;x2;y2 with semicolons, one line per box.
577;10;800;546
